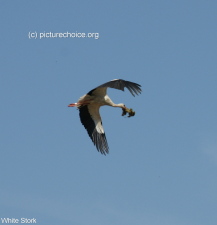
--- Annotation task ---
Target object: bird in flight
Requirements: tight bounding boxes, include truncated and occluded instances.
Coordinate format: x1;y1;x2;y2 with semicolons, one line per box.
68;79;142;155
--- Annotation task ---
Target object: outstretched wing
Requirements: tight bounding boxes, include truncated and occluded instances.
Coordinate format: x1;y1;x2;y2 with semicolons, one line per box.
79;105;109;155
87;79;142;97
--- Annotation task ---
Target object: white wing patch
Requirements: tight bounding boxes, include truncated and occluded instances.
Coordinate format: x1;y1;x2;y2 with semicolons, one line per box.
95;121;104;134
88;104;104;134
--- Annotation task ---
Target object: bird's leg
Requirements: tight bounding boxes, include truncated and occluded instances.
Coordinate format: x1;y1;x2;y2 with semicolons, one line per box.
68;100;92;107
68;103;77;107
122;107;136;117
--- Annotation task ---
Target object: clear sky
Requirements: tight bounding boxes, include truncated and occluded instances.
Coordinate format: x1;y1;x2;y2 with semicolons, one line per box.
1;1;217;225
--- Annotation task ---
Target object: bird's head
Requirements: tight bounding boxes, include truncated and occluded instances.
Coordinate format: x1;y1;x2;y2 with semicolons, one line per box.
117;103;126;109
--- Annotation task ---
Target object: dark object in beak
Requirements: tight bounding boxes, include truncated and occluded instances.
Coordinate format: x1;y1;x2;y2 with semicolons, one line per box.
122;107;136;117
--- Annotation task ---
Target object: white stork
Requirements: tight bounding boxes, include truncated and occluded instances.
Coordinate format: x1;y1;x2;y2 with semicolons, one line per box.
68;79;142;155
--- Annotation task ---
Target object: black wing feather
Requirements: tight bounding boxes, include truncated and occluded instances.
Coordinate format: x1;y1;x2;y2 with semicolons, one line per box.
79;105;109;155
95;79;142;97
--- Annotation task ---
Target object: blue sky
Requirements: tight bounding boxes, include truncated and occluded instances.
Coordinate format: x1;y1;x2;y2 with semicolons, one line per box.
1;1;217;224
